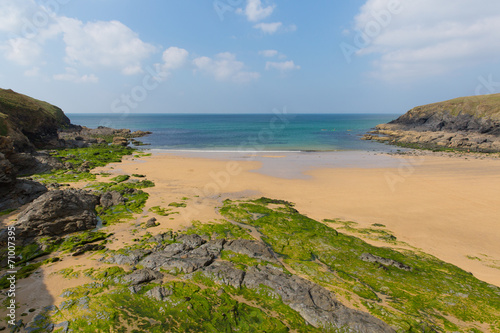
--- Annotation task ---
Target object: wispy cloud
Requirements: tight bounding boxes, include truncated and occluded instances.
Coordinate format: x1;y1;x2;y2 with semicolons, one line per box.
265;60;300;72
352;0;500;80
53;67;99;83
193;52;260;83
259;49;279;57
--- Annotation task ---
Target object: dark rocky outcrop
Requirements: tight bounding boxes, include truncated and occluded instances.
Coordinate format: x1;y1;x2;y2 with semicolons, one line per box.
11;189;99;243
0;179;47;211
363;93;500;152
134;234;394;332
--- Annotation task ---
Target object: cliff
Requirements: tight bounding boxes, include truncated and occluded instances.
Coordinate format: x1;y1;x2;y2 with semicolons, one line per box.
364;94;500;152
0;88;71;152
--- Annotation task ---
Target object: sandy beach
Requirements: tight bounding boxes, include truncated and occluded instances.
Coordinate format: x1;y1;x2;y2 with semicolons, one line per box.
109;150;500;287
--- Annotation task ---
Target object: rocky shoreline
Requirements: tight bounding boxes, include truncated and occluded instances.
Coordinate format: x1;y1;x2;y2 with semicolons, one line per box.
363;123;500;153
363;93;500;153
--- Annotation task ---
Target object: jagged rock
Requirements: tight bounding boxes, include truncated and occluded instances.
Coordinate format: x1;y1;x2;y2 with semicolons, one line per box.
100;191;126;208
0;179;47;211
360;253;412;271
224;239;277;262
139;238;220;274
145;286;173;301
0;152;15;184
12;190;99;242
9;152;64;175
176;234;206;248
122;269;163;285
101;249;151;266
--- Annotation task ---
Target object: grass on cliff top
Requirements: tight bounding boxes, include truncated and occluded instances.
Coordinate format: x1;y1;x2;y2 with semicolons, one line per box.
220;198;500;333
0;88;67;124
408;93;500;120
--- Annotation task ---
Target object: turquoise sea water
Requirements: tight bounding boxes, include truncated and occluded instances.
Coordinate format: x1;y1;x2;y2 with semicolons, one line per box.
67;113;400;152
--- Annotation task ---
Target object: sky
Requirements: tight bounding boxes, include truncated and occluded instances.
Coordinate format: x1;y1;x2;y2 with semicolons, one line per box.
1;0;500;115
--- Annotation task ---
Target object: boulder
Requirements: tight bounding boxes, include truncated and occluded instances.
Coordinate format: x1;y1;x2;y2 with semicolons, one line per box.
112;137;128;146
100;191;126;208
14;189;99;241
145;217;158;228
122;269;163;285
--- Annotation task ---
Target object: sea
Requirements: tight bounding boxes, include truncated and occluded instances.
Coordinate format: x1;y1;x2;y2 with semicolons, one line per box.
67;113;400;152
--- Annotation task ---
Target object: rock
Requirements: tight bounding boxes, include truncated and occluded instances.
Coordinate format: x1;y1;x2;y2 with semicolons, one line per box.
112;137;128;146
145;286;173;301
72;243;105;256
145;217;158;228
130;130;152;138
365;93;500;153
101;249;151;266
0;152;15;184
360;253;412;271
122;269;164;285
0;179;47;211
176;234;206;248
100;191;126;208
13;189;99;242
196;262;394;332
64;162;74;169
224;239;277;262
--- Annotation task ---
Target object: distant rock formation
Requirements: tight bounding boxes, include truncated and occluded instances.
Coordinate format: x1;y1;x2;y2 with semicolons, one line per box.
363;94;500;152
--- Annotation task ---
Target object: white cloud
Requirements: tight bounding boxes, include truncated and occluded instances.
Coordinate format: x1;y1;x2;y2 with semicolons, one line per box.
153;46;189;80
259;49;278;57
253;22;282;34
0;1;156;76
1;37;41;65
58;18;156;75
265;60;300;72
53;67;99;83
237;0;275;22
162;47;189;70
193;52;260;83
352;0;500;80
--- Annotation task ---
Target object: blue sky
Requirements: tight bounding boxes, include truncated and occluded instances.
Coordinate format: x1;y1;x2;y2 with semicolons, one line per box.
1;0;500;114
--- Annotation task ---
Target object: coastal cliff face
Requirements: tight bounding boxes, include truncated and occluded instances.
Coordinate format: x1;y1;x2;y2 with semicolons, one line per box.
0;88;71;152
364;94;500;152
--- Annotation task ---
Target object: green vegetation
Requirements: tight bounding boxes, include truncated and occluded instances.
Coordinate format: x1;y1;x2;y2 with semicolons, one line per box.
148;206;173;216
220;198;500;332
0;114;8;136
168;202;186;208
31;145;135;182
0;88;68;125
89;179;155;225
110;175;130;183
183;220;254;240
0;208;16;216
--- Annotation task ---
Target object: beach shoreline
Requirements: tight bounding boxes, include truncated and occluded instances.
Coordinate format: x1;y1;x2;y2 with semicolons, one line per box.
107;148;500;286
